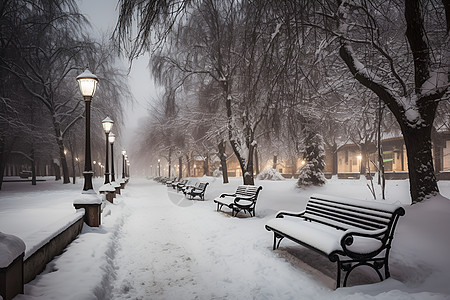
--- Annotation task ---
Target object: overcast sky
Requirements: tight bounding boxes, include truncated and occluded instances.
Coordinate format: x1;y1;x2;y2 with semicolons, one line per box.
77;0;160;149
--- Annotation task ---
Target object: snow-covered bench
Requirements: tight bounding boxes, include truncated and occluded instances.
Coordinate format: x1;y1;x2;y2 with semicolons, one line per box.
176;179;188;192
265;194;405;288
214;185;263;217
185;182;209;200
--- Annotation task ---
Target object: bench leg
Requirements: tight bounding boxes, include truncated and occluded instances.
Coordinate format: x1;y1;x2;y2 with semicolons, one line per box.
336;261;342;288
338;258;385;288
272;233;284;250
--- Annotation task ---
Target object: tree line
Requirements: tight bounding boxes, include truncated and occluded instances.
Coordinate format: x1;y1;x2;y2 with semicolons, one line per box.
115;0;450;203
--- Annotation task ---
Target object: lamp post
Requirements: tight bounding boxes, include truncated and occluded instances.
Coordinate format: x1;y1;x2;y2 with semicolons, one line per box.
102;117;114;184
77;68;98;192
122;150;126;178
75;157;80;177
158;159;161;177
109;133;116;182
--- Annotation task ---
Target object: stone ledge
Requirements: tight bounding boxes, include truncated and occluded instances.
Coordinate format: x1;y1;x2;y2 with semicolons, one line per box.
23;214;84;284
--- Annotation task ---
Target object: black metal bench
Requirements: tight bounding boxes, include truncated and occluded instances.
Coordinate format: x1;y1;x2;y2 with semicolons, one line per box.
185;182;209;200
265;194;405;288
19;171;32;179
165;177;177;187
214;185;263;217
175;179;188;192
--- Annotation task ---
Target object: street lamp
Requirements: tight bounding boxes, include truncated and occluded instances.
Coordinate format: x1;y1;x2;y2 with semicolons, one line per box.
77;68;98;192
102;116;114;184
109;133;116;182
158;159;161;177
122;150;126;178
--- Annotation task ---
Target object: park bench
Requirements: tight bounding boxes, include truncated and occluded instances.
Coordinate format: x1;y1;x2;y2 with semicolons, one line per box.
185;182;209;200
213;185;263;217
165;177;177;187
182;181;198;194
19;170;32;179
176;179;188;192
265;194;405;288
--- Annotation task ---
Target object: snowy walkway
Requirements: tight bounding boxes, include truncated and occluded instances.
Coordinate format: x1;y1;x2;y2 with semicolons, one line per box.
7;177;450;299
109;180;329;299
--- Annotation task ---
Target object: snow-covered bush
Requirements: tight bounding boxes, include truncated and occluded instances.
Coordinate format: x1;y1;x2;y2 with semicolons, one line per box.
297;132;326;188
257;168;285;181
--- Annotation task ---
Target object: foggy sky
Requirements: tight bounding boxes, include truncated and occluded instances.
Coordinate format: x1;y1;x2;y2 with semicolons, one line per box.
77;0;160;149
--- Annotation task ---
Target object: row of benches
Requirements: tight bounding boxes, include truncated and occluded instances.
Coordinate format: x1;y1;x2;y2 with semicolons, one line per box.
155;177;406;288
159;177;264;217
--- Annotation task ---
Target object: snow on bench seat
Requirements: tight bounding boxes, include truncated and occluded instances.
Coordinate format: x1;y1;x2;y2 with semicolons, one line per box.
265;193;405;288
214;185;263;217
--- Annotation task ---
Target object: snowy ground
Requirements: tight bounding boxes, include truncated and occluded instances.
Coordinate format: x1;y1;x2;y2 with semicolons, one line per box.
1;176;450;299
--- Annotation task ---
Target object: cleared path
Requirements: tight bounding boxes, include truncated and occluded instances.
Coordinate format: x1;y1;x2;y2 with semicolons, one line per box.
109;179;329;299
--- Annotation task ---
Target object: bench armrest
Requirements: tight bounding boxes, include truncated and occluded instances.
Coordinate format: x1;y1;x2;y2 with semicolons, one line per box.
340;227;388;258
275;210;306;218
219;193;236;198
234;195;255;202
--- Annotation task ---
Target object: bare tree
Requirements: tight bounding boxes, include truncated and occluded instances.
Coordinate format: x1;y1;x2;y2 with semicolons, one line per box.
329;0;450;203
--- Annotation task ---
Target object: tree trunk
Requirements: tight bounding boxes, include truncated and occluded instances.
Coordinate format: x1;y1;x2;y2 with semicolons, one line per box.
53;160;61;180
431;128;443;174
185;154;191;177
272;155;278;170
168;147;172;178
254;147;260;175
0;140;7;190
331;143;338;175
360;144;368;175
203;154;209;176
223;80;255;185
52;116;70;183
71;154;76;184
401;124;438;202
31;147;36;185
242;143;255;185
178;156;183;179
218;140;229;184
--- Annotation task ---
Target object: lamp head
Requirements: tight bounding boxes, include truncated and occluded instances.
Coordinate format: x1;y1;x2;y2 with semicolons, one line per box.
102;116;114;134
76;68;98;99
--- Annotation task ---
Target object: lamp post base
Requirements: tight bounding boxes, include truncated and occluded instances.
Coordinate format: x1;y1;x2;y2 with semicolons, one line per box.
74;203;101;227
74;192;102;227
82;171;94;191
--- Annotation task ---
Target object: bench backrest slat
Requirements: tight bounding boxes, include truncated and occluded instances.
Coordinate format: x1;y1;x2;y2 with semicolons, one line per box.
235;185;263;198
305;195;399;231
236;186;248;195
197;183;208;190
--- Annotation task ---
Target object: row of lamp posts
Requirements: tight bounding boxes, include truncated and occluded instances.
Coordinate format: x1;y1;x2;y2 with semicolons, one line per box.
74;68;130;227
0;68;131;300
